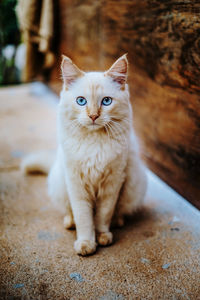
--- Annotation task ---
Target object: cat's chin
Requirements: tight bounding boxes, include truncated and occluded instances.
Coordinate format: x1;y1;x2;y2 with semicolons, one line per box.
83;123;104;131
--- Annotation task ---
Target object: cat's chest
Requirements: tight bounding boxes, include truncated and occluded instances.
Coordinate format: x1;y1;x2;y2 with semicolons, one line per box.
63;135;127;172
64;139;127;191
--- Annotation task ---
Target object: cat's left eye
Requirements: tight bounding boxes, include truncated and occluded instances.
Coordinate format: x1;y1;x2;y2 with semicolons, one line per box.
101;97;112;106
76;96;87;106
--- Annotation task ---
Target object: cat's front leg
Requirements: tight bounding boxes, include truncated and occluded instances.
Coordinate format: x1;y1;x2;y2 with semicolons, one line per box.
95;177;124;246
73;199;96;256
66;177;96;256
71;199;96;255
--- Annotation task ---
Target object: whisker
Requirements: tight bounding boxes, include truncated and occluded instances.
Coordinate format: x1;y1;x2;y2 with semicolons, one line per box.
109;115;131;124
104;123;112;142
107;121;128;147
109;119;128;134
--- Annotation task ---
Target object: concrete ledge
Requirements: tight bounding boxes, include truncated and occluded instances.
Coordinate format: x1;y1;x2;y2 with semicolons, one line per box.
0;84;200;299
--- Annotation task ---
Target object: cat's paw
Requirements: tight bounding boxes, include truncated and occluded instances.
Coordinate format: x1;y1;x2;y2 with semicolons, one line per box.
63;215;75;229
97;232;113;246
74;239;97;256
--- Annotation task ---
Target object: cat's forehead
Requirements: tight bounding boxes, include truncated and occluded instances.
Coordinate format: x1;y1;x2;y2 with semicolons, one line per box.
74;72;114;95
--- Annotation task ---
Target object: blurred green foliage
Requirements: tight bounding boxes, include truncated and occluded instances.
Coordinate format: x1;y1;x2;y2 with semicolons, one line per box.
0;0;21;85
0;0;20;46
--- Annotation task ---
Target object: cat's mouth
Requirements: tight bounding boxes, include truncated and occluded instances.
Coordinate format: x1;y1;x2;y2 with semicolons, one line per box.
86;121;103;130
79;118;106;131
89;122;100;128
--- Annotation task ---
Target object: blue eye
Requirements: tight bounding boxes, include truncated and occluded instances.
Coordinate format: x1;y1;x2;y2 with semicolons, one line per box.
76;96;87;106
102;97;112;106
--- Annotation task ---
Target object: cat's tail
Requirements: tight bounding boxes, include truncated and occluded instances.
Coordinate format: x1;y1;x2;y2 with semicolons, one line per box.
21;150;55;175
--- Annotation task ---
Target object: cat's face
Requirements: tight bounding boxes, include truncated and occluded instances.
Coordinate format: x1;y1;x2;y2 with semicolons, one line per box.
60;55;130;132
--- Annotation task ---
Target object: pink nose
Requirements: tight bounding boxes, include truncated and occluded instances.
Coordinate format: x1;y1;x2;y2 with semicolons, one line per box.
89;114;99;122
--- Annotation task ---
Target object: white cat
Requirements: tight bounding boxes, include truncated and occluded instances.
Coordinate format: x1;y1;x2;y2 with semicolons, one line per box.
22;54;147;256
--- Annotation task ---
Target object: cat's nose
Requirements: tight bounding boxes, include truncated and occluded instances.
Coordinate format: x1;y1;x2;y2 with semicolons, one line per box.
89;114;99;122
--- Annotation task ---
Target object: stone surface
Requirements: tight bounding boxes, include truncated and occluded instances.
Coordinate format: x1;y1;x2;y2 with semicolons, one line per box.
0;84;200;299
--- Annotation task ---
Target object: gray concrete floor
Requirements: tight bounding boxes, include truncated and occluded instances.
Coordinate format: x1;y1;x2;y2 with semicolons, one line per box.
0;84;200;300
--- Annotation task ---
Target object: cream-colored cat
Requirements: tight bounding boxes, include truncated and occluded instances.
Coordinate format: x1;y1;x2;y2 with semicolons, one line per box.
22;54;147;256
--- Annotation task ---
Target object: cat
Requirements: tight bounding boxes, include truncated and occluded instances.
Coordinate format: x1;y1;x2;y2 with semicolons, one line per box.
22;54;147;256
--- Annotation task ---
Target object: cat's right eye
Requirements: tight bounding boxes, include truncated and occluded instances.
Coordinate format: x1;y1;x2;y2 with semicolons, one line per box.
76;96;87;106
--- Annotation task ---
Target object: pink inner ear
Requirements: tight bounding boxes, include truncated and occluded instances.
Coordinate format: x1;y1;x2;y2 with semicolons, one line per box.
62;62;78;84
112;59;127;74
110;72;127;85
106;56;128;85
61;56;84;86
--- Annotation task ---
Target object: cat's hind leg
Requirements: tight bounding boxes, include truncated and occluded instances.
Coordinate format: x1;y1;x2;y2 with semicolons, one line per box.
113;157;147;226
63;205;75;230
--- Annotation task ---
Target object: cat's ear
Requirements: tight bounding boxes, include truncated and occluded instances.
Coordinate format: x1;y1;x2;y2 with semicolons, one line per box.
105;54;128;87
61;55;85;88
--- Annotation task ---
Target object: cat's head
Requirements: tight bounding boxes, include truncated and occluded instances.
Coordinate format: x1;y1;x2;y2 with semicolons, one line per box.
60;55;131;132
